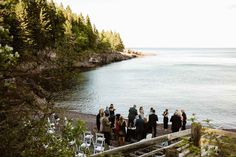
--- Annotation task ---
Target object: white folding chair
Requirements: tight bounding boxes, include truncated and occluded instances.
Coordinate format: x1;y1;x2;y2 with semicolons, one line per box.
93;133;105;154
80;131;93;151
146;133;152;139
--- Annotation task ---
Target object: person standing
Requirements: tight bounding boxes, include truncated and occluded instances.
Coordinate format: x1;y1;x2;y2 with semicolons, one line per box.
104;106;109;116
170;111;182;133
162;109;169;131
139;106;144;119
148;109;158;137
128;105;138;127
102;112;111;145
114;114;121;140
118;116;126;145
109;104;115;128
96;108;104;132
147;107;153;121
143;117;149;139
135;115;145;141
181;110;187;130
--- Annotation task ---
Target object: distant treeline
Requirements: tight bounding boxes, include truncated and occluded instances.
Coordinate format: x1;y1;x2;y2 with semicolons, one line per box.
1;0;124;69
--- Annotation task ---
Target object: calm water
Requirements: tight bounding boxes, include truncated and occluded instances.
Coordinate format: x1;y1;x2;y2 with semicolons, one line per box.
57;48;236;129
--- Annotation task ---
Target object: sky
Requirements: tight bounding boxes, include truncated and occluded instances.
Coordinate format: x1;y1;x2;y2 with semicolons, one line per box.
54;0;236;48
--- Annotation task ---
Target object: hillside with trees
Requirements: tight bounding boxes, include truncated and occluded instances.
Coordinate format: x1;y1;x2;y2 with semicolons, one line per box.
0;0;126;156
1;0;125;67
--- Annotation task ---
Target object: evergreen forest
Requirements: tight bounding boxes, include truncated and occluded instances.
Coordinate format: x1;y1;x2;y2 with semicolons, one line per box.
0;0;125;156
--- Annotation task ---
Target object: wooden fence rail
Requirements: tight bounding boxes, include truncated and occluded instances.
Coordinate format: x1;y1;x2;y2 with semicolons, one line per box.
91;125;236;157
91;129;191;157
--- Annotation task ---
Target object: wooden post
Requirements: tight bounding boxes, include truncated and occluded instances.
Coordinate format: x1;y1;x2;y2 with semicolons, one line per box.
191;123;202;147
165;148;179;157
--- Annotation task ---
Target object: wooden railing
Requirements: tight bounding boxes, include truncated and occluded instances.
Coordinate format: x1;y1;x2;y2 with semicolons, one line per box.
91;129;191;157
91;125;236;157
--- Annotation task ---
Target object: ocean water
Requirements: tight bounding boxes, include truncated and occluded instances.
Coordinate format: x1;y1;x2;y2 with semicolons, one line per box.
56;48;236;129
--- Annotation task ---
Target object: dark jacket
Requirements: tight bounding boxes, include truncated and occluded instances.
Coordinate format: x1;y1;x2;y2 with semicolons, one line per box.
170;114;182;132
182;112;187;122
119;121;126;136
135;118;145;133
149;114;158;126
96;113;101;130
96;114;100;124
128;107;138;119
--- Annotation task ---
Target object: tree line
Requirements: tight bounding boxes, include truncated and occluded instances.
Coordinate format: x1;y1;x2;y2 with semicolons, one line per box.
0;0;125;156
1;0;125;69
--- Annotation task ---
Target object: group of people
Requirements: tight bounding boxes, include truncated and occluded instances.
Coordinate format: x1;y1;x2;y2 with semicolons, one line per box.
128;105;159;140
96;104;188;146
162;109;187;132
96;104;126;145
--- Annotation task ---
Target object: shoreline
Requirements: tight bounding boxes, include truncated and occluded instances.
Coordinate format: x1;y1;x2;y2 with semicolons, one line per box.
73;49;151;70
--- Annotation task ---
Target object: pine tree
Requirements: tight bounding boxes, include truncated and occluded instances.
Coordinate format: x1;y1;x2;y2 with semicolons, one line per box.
85;15;96;49
14;0;28;54
97;30;112;51
1;0;25;54
113;32;124;51
40;0;65;47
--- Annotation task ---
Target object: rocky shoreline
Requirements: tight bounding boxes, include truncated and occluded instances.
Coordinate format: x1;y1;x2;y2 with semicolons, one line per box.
73;49;145;69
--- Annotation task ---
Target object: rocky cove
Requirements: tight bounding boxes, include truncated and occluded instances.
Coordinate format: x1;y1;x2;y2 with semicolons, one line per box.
73;50;144;69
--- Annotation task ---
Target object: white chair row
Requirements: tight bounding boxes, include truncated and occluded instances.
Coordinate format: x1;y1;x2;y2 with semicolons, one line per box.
75;131;106;156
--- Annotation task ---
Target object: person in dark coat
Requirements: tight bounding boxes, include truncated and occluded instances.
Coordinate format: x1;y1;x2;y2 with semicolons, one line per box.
143;117;149;139
118;116;126;145
96;108;104;132
96;112;101;132
135;115;145;141
109;104;116;128
148;109;158;137
104;106;109;116
170;111;182;132
128;105;138;127
162;109;169;131
181;110;187;130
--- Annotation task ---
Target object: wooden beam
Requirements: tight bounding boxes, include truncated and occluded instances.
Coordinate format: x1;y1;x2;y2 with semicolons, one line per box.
91;130;191;157
139;140;183;157
168;129;191;140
